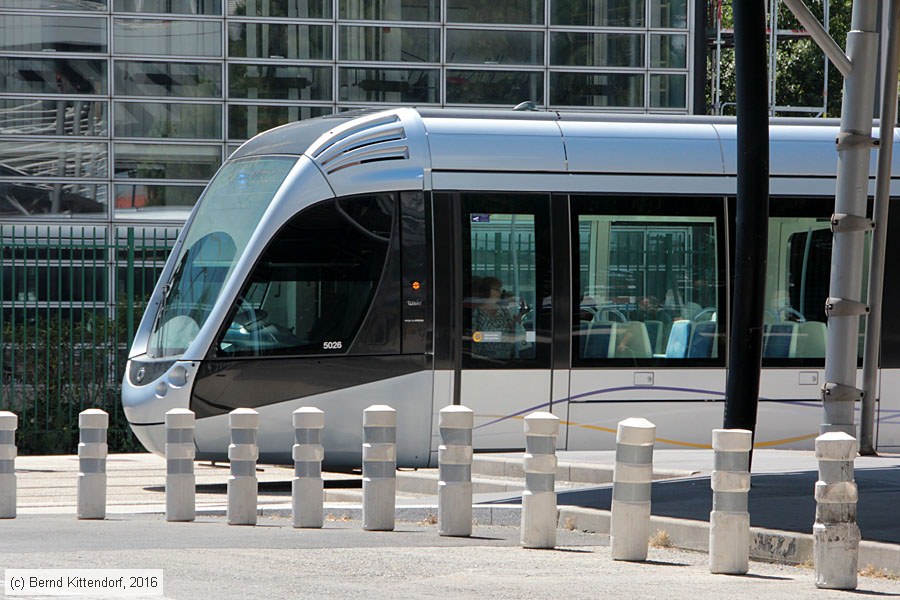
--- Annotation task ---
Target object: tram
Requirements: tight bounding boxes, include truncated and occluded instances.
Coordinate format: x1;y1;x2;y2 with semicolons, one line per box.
122;107;900;467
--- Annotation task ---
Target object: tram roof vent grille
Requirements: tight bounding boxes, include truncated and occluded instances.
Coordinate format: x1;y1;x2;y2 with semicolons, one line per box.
309;114;409;175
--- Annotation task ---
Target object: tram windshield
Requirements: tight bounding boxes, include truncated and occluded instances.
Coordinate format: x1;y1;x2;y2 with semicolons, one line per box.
147;156;297;358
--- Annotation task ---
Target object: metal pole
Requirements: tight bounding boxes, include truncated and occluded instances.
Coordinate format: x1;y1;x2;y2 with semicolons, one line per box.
692;0;709;114
126;227;135;346
860;0;900;454
723;0;769;445
822;0;879;438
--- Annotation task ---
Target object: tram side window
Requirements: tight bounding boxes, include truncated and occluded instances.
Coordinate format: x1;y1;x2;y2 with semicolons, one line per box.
763;208;869;364
216;194;397;357
573;198;723;364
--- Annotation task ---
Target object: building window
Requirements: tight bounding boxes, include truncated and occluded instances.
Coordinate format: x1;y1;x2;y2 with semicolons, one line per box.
446;70;543;105
113;18;223;57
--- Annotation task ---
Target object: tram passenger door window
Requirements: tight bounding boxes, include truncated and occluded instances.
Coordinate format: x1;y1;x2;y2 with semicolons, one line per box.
460;195;552;369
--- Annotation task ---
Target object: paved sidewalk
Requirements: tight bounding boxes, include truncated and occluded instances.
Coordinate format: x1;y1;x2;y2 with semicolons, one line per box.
7;450;900;580
2;515;899;599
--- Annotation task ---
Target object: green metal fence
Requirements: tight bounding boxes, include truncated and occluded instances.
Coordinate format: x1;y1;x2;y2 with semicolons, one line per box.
0;224;179;454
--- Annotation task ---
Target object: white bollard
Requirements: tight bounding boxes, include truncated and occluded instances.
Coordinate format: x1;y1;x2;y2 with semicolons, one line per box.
438;405;474;537
0;411;17;519
520;411;559;549
77;409;108;520
709;428;752;574
813;432;860;590
165;408;195;522
362;405;396;531
227;408;259;526
610;417;655;561
292;407;325;529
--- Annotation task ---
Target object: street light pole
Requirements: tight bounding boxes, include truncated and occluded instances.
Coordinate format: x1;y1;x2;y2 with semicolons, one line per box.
860;0;900;454
723;0;769;448
822;0;879;439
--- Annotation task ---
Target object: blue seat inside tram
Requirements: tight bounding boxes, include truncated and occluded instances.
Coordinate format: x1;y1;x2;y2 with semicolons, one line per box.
665;320;692;358
687;320;717;358
583;321;617;358
763;322;799;358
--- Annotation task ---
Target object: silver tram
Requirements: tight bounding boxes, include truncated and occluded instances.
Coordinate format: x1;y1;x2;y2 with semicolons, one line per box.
122;107;900;467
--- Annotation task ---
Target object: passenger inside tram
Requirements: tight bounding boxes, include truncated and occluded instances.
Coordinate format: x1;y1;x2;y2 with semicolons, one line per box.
471;276;531;360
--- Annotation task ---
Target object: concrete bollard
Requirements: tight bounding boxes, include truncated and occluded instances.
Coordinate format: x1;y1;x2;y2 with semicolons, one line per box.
165;408;196;522
227;408;259;526
77;409;108;520
610;417;655;561
0;411;17;519
438;405;474;537
362;405;396;531
520;411;559;549
292;407;325;529
709;428;752;574
813;432;860;590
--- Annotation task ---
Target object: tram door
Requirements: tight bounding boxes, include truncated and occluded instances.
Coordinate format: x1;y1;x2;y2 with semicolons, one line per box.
455;193;553;450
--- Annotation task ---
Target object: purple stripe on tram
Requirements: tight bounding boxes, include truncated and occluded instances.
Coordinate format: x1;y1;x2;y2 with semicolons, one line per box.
474;384;900;430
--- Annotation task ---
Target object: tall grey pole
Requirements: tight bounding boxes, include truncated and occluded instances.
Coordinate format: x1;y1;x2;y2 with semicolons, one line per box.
822;0;879;437
860;0;900;454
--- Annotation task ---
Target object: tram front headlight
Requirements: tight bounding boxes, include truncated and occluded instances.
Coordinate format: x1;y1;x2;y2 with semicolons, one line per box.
129;360;175;386
168;365;188;387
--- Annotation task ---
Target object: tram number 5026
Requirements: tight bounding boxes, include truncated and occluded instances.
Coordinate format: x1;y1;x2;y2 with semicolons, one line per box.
323;341;343;350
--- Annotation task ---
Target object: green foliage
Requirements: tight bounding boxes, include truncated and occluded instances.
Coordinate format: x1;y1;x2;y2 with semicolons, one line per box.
709;0;853;116
0;299;146;455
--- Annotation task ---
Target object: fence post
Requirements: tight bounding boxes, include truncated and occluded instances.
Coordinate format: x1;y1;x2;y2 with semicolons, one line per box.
814;432;860;589
439;405;474;537
77;409;108;520
292;407;324;529
521;411;559;549
0;411;17;519
165;408;195;522
227;408;259;526
709;428;752;574
611;417;655;561
362;405;396;531
126;226;135;345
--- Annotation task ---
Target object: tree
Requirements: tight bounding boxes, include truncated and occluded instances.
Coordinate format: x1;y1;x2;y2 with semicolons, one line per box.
708;0;853;117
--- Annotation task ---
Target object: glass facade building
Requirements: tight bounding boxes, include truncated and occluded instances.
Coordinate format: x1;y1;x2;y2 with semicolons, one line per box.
0;0;693;224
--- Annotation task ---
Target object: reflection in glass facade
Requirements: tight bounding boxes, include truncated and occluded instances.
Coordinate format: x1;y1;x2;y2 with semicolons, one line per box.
0;0;692;224
447;70;543;104
114;101;223;138
551;32;644;67
447;0;544;24
447;29;544;65
114;61;222;97
0;15;107;53
340;26;439;63
229;23;332;60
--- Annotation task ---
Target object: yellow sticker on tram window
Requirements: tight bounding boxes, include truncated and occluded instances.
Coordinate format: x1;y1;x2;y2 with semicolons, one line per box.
473;331;483;343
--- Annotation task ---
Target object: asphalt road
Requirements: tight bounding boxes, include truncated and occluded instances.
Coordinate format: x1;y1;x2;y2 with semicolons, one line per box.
1;514;898;599
536;467;900;544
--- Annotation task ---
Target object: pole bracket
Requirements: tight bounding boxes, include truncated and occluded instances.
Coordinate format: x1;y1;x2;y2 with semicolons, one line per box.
831;213;875;233
825;297;869;317
821;382;864;402
835;132;879;151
